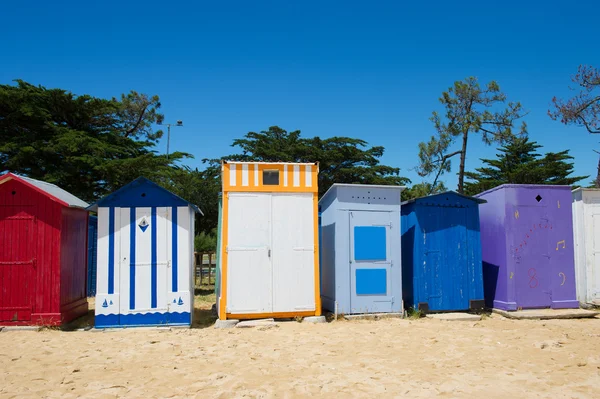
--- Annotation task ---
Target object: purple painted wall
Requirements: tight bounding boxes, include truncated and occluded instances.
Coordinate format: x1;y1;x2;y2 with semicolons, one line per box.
476;185;578;310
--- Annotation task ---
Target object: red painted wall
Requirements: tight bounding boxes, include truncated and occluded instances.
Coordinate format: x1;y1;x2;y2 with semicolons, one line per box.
0;178;88;325
60;207;89;322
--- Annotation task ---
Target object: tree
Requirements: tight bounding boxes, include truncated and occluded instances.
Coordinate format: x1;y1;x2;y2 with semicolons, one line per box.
402;181;448;201
463;136;588;196
0;80;189;202
549;65;600;186
417;77;527;194
225;126;409;196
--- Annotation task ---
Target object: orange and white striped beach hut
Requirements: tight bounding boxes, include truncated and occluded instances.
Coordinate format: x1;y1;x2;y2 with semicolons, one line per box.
215;161;321;320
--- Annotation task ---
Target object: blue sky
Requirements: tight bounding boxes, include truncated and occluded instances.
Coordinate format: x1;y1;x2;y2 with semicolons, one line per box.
2;1;599;188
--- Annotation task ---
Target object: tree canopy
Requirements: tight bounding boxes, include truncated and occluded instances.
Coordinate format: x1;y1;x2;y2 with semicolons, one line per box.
0;80;189;202
223;126;409;196
417;77;527;194
463;136;588;196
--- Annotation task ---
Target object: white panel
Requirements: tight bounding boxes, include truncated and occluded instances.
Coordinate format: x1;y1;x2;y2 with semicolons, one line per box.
592;213;600;299
254;163;259;186
155;207;169;311
177;206;191;307
135;207;152;311
305;165;312;187
119;208;131;314
96;207;109;295
283;165;288;187
242;164;249;186
293;165;300;187
189;208;195;319
227;193;272;313
166;205;173;302
271;193;315;312
230;164;236;186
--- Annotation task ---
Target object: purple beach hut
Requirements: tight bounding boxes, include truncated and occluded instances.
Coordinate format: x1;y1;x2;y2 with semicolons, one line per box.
476;184;578;310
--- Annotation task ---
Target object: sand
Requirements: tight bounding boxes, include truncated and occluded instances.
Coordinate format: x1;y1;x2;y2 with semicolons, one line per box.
1;305;599;398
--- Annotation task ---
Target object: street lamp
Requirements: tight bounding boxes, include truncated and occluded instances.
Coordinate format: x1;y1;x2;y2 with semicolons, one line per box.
159;120;183;160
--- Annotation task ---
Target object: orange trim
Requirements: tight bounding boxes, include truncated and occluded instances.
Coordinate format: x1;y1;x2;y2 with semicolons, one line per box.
219;192;230;320
222;162;318;193
313;193;321;316
227;310;318;320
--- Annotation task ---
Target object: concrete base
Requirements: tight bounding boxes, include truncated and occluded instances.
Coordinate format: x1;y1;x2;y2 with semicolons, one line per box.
492;308;599;320
426;313;482;321
1;326;42;332
344;313;404;321
236;319;277;328
302;316;326;323
214;319;240;329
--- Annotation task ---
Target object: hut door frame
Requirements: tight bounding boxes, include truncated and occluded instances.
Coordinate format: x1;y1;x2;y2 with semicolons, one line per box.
591;212;600;301
226;193;273;314
348;210;393;313
0;208;35;322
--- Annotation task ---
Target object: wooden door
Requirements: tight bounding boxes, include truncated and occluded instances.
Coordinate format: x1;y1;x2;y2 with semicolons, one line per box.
0;206;36;322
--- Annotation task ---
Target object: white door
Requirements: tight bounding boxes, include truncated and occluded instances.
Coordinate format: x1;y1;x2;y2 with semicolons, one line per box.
592;213;600;301
119;207;169;317
271;193;316;313
226;193;272;314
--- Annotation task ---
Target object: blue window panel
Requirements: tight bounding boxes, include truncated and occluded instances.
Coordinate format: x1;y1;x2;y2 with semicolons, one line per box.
356;269;387;295
354;226;386;261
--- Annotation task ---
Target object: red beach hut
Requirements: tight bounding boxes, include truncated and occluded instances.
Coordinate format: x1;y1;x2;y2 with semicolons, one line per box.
0;173;89;326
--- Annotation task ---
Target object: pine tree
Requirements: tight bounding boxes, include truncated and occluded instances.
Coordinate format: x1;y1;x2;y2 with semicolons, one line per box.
464;137;588;195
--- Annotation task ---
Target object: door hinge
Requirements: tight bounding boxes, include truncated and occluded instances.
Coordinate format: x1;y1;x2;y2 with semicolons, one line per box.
167;260;172;268
225;246;229;253
268;249;271;258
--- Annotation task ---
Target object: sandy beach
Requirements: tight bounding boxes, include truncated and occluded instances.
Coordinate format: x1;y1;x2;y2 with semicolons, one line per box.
1;298;599;399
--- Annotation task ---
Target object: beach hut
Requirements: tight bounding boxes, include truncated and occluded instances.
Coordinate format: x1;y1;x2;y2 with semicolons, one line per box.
319;184;405;315
477;184;578;310
0;173;89;326
89;177;202;328
401;191;486;312
571;188;600;306
87;215;98;296
215;161;320;320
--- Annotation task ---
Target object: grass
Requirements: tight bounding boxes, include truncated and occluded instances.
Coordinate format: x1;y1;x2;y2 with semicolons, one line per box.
406;307;423;320
193;284;218;328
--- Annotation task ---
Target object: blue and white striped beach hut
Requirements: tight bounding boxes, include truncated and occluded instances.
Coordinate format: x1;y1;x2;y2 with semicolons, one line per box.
88;177;202;328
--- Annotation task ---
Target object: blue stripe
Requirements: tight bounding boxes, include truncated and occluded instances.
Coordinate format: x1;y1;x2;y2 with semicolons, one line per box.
95;311;191;328
151;207;157;308
129;208;136;310
172;206;178;292
108;207;115;294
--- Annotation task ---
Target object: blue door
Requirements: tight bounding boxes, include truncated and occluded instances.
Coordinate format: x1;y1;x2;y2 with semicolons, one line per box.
349;211;394;313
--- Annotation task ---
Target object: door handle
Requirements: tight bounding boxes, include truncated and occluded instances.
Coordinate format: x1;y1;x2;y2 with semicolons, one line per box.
268;249;271;258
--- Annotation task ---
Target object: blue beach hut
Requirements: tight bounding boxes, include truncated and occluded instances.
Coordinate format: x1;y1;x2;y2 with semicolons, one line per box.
88;177;202;328
319;184;405;315
401;191;486;313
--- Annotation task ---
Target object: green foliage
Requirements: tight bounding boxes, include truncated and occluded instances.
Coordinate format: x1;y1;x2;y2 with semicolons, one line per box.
464;137;588;196
418;77;527;193
406;307;423;319
194;229;217;252
403;181;448;201
0;80;189;202
224;126;410;196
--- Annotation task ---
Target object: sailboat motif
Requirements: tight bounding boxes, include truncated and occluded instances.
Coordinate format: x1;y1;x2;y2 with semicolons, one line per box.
102;299;108;308
138;217;149;232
